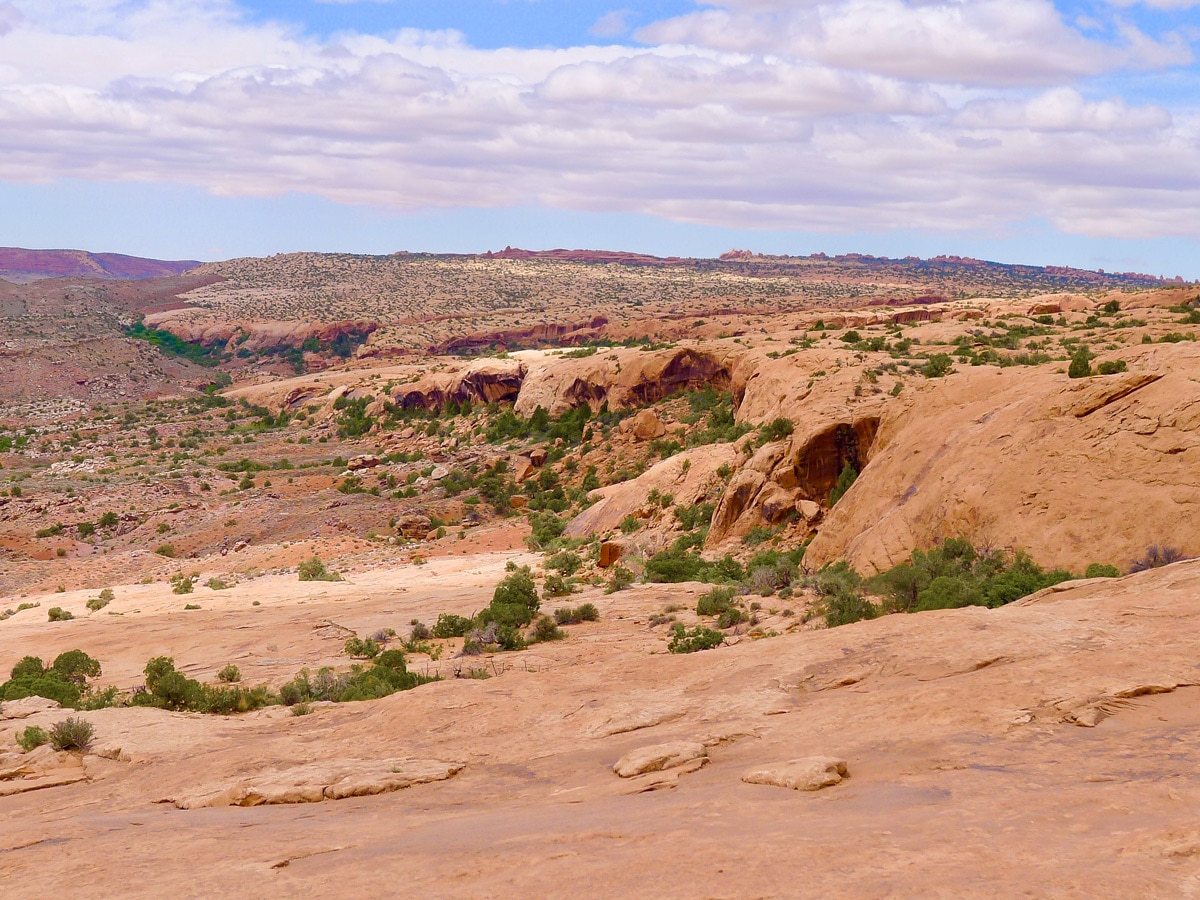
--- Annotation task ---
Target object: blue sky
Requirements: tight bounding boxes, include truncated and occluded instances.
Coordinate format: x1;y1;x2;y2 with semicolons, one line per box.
0;0;1197;277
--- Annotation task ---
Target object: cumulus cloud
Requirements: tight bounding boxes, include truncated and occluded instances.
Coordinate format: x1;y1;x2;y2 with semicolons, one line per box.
0;0;1196;239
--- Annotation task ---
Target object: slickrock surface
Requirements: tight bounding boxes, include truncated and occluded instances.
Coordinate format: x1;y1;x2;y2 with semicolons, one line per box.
3;556;1200;896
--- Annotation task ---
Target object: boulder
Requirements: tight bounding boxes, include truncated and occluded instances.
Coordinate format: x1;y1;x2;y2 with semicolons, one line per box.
396;515;432;539
613;741;708;778
741;757;848;791
347;454;380;471
598;541;624;568
624;409;666;441
1;695;62;719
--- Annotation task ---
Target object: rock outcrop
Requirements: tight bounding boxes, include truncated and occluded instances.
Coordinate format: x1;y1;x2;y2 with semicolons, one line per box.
514;346;735;418
806;343;1200;573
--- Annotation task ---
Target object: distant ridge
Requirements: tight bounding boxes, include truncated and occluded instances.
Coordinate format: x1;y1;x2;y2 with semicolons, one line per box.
0;247;201;283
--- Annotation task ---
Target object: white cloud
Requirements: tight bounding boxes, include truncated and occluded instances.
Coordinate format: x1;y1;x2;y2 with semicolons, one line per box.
590;9;632;39
0;0;1196;240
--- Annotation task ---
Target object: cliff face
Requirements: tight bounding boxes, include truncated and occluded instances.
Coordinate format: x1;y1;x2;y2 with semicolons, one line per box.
803;342;1200;573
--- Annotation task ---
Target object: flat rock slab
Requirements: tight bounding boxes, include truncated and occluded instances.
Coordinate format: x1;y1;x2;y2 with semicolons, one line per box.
613;741;707;778
742;757;848;791
1;696;62;719
164;758;465;809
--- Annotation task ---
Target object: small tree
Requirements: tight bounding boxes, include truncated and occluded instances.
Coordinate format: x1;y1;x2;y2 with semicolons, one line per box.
1068;347;1092;379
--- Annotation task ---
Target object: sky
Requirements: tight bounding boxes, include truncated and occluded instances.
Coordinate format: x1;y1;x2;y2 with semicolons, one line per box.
0;1;1197;277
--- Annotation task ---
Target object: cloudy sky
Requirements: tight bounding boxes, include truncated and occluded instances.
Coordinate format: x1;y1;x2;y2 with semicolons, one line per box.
0;0;1196;276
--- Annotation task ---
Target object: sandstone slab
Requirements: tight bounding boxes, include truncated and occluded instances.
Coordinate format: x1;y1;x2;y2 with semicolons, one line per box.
613;741;708;778
742;757;848;791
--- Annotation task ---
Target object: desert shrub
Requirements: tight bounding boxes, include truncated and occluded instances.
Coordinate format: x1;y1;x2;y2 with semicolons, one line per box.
922;354;953;378
409;620;432;641
171;575;194;594
675;501;715;531
756;417;795;446
527;512;567;549
154;544;176;558
478;564;540;628
696;586;737;616
1084;563;1121;579
344;637;381;659
1097;360;1127;375
645;549;744;585
134;656;272;714
47;607;74;622
545;550;583;576
717;606;748;628
432;613;474;638
207;578;230;590
829;463;858;506
11;656;45;680
542;574;574;599
49;717;94;751
466;621;526;652
298;556;342;582
554;603;599;625
1129;545;1190;573
86;596;110;611
16;725;49;752
530;615;565;643
51;650;101;686
217;665;241;683
1068;347;1092;378
668;623;725;654
604;565;635;594
867;538;1072;615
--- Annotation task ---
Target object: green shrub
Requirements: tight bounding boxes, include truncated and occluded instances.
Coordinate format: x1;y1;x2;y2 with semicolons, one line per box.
1068;348;1092;379
530;615;565;643
756;417;795;446
11;656;45;680
922;354;953;378
542;574;574;599
675;502;715;531
668;623;725;653
717;606;748;628
1084;563;1120;579
478;564;540;627
645;550;744;585
86;596;110;611
49;716;94;751
604;565;635;594
154;543;176;558
829;463;858;506
171;576;194;595
696;586;737;616
217;665;241;683
431;613;473;638
51;650;101;686
554;603;599;625
1097;360;1127;375
344;637;381;659
545;550;582;576
47;607;74;622
298;556;342;582
16;725;49;752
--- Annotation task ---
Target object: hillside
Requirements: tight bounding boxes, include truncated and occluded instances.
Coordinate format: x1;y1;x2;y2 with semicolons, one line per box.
0;248;201;284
